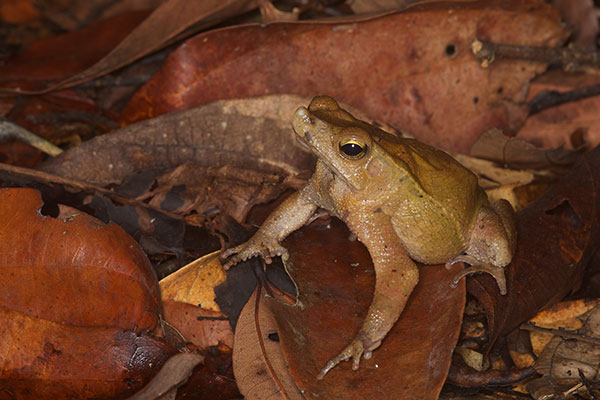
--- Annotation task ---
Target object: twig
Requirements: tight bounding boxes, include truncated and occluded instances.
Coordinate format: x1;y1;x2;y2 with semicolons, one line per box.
520;322;600;346
471;38;600;71
529;84;600;115
578;368;598;400
0;118;63;157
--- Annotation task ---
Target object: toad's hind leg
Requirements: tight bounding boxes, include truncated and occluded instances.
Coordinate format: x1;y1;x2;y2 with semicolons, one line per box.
446;199;516;295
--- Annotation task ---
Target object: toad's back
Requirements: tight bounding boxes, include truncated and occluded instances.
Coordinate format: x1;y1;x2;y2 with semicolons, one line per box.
381;137;489;263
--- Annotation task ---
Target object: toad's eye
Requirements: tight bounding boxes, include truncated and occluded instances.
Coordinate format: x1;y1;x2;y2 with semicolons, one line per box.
339;140;367;159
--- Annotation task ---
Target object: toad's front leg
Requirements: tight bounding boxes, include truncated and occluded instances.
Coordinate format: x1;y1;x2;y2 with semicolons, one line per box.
221;188;318;269
318;211;419;379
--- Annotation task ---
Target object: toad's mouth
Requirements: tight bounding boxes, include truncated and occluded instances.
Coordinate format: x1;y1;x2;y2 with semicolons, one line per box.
294;131;312;151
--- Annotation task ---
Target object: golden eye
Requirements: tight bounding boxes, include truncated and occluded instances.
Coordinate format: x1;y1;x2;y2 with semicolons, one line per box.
339;139;367;159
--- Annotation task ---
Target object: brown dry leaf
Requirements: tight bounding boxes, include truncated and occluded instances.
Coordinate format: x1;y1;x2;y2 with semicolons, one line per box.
471;128;581;170
527;299;600;356
160;252;226;311
0;188;161;330
526;305;600;398
466;147;600;354
162;300;233;349
39;0;164;31
520;70;600;150
144;163;285;224
159;253;234;349
40;95;315;185
233;288;305;400
126;352;205;400
0;11;150;91
350;0;419;14
233;219;465;398
552;0;598;52
121;0;566;153
454;152;536;209
0;188;173;398
0;0;41;24
0;0;260;93
0;307;174;399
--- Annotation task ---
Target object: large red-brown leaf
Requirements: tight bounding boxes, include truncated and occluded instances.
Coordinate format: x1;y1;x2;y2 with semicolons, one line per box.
264;219;465;399
121;0;566;153
467;146;600;350
0;188;173;398
0;188;161;329
0;308;173;399
519;70;600;149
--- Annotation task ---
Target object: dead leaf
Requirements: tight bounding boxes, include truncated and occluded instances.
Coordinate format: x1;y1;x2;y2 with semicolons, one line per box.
0;0;261;94
40;95;315;185
144;163;285;224
520;70;600;150
0;11;150;91
527;305;600;398
121;0;566;153
38;0;163;31
127;352;205;400
235;219;465;398
350;0;418;14
470;128;581;170
0;0;41;24
0;188;161;330
527;299;600;357
0;307;174;399
162;300;233;349
552;0;598;52
160;252;226;311
0;188;174;398
466;146;600;354
233;287;305;400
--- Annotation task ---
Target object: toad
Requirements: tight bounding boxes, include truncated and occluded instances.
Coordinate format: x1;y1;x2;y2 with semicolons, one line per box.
222;96;516;378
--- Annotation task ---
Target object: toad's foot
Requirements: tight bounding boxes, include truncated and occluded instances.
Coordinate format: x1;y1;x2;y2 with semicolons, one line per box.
221;235;289;270
445;255;507;295
317;333;381;379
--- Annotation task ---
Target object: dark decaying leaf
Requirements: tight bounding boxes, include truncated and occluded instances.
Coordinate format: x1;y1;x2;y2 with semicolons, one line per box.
2;89;117;168
214;215;297;331
142;163;285;224
0;188;174;399
37;0;261;92
126;352;204;400
470;128;581;170
38;0;164;31
260;219;465;399
121;0;566;153
0;0;261;93
467;146;600;352
37;96;316;236
0;11;150;91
